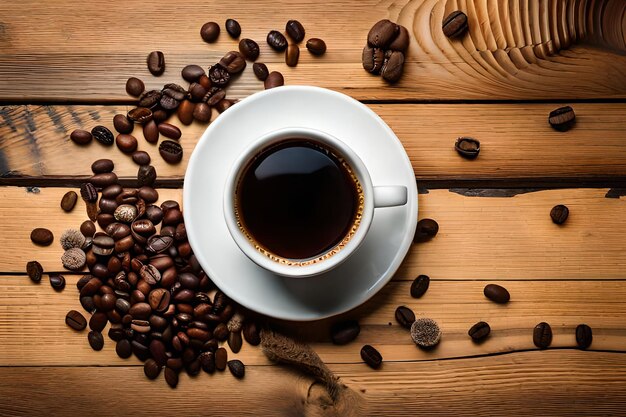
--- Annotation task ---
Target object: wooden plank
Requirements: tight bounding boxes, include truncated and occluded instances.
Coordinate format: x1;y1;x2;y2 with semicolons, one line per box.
0;1;625;101
1;274;625;366
0;351;625;416
3;103;626;181
1;186;625;278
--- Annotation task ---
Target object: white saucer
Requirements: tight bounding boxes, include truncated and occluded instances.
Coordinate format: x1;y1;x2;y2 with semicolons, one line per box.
184;86;417;321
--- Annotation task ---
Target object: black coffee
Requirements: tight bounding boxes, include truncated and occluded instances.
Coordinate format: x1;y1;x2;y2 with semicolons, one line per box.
236;139;361;260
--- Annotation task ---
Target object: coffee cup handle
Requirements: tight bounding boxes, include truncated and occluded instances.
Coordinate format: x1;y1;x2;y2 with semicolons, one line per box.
373;186;408;208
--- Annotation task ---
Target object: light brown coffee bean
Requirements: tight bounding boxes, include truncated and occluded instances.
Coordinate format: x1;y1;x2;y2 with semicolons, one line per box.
157;123;181;140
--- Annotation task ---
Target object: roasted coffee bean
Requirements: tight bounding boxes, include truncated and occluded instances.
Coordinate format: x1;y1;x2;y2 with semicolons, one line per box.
549;106;576;131
163;208;183;226
177;100;195;125
137;187;158;204
285;44;299;67
305;38;326;56
483;284;510;304
157;123;181;140
181;64;205;83
80;296;96;312
60;191;78;212
468;321;491;342
108;325;126;341
49;274;66;291
146;235;173;254
159;140;183;164
115;134;138;153
203;87;226;106
228;331;243;353
381;50;404;83
80;220;96;237
91;126;114;146
200;351;215;373
164;366;178;388
550;204;569;225
91;173;118;189
411;318;441;348
65;310;87;331
143;358;161;379
193;102;212;122
152;109;169;124
227;359;245;378
145;205;163;225
267;30;288;51
70;129;92;145
395;306;415;328
142;120;159;143
116;339;132;358
113;114;134;134
140;264;161;285
138;90;162;109
253;63;269;81
285;20;305;42
100;293;117;311
76;274;92;290
410;275;430;298
576;324;593;349
208;64;231;87
264;71;284;89
174;289;195;304
137;165;156;187
132;219;156;236
225;18;241;38
331;321;360;345
91;159;114;174
131;319;151;333
368;19;399;48
147;51;165;76
115;298;131;314
188;82;207;102
159;95;179;111
30;228;53;246
79;277;102;297
239;38;260;61
201;21;220;42
455;137;480;159
162;83;187;100
131;151;150;166
215;347;228;371
533;322;552;348
105;222;130;239
198;75;212;90
360;344;382;369
220;51;247;74
125;77;145;97
442;10;468;38
414;218;439;243
26;261;43;283
87;330;104;351
149;288;171;312
389;25;410;52
127;107;152;124
362;46;384;74
215;99;233;113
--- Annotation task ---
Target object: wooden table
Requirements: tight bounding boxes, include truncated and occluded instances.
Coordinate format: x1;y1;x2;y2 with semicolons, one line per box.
1;1;626;415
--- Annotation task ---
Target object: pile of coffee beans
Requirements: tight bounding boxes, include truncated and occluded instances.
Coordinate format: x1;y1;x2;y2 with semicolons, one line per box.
362;19;409;83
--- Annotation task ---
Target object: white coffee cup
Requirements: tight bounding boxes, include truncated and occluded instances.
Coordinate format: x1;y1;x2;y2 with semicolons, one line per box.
223;127;407;278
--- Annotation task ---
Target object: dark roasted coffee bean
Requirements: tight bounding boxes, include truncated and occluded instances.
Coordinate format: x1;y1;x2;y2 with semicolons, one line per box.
127;107;152;124
131;151;150;166
550;204;569;225
208;64;231;87
360;345;382;369
140;264;161;285
264;71;284;89
215;347;228;371
113;114;134;134
132;219;155;237
216;99;234;114
105;222;130;239
394;306;415;328
116;339;132;358
60;191;78;212
381;50;405;83
87;330;104;351
115;298;131;314
159;140;183;164
267;30;288;51
193;102;212;122
138;90;161;109
162;83;187;100
131;319;151;333
414;218;439;242
227;359;245;378
80;220;96;237
90;173;118;188
157;123;181;140
203;87;226;106
163;208;183;226
286;20;305;42
65;310;87;331
30;228;53;246
79;277;102;297
484;284;510;304
225;18;241;38
576;324;593;349
253;63;269;81
76;274;92;290
188;82;207;102
239;38;260;61
70;129;92;145
177;100;195;125
137;165;156;187
285;44;299;67
200;351;215;373
26;261;43;283
143;358;161;379
455;137;480;159
146;235;173;254
91;159;114;174
125;77;145;97
164;366;178;388
549;106;576;131
79;184;98;205
410;274;430;298
149;288;171;312
220;51;247;74
468;321;491;342
228;331;243;353
362;46;384;74
49;274;66;291
108;325;125;341
389;25;410;52
80;296;96;312
161;200;179;211
145;205;163;225
91;126;114;146
443;10;468;38
115;134;138;153
201;21;220;42
137;187;158;204
129;302;152;320
100;293;117;311
152;109;169;123
368;19;399;48
147;51;165;76
142;120;159;144
533;322;552;348
306;38;326;56
331;320;360;345
181;64;205;82
157;93;179;111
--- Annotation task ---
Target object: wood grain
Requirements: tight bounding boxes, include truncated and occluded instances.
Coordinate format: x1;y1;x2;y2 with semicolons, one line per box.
0;0;625;101
1;274;625;366
3;103;626;182
2;186;625;278
0;351;624;416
